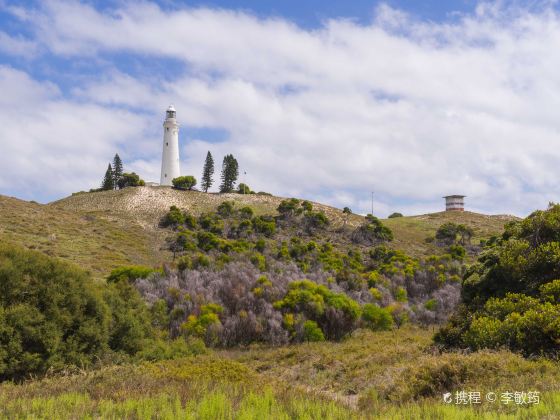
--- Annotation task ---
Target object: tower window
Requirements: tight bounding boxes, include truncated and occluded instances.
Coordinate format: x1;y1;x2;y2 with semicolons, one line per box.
166;142;168;146
165;174;167;178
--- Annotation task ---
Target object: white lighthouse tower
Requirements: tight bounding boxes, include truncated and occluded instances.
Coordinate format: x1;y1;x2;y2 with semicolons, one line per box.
160;105;181;186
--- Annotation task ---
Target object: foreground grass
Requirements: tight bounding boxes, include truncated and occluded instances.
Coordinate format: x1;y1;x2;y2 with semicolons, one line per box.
1;328;558;419
2;390;559;419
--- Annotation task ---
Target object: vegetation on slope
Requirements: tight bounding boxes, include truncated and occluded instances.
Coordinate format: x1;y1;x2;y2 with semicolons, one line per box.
133;199;469;348
1;329;559;418
436;203;560;356
0;195;161;278
0;244;202;381
51;187;515;259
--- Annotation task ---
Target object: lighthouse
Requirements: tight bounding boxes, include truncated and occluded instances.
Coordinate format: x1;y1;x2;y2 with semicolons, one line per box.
160;105;181;186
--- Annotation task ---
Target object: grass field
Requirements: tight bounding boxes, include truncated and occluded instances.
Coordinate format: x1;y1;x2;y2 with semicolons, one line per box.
1;328;558;419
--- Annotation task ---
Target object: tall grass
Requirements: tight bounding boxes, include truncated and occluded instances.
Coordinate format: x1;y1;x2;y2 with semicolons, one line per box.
1;390;558;419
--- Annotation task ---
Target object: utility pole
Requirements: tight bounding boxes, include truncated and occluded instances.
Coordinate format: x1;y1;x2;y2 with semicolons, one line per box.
243;171;247;194
371;191;374;215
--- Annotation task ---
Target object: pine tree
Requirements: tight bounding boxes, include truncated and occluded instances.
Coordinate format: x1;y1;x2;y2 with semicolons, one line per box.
112;154;123;189
201;151;214;193
219;154;239;193
101;164;114;191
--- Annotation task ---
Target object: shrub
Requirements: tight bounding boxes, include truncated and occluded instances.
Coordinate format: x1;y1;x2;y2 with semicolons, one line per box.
302;320;325;342
394;287;408;302
301;201;313;212
136;337;207;361
217;201;235;217
448;244;466;261
161;205;185;228
239;206;254;219
437;205;560;355
351;215;393;245
237;183;253;194
117;172;144;189
107;265;156;283
197;231;221;252
252;216;276;237
181;304;223;346
388;212;403;218
361;304;393;331
303;211;329;234
250;253;266;271
435;223;473;246
199;213;224;235
104;279;154;355
274;280;361;340
0;245;153;381
172;176;197;190
277;198;301;218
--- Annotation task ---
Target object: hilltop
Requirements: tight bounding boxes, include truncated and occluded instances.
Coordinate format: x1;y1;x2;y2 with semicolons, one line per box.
0;187;518;277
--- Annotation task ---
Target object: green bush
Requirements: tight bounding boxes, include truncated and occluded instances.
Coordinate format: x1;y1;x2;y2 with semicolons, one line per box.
161;205;185;228
388;212;403;218
197;231;221;252
107;265;156;283
117;172;144;189
448;244;466;261
303;211;329;233
437;205;560;355
277;198;301;218
252;216;276;237
217;201;235;217
302;320;325;342
274;280;361;340
172;176;197;190
239;206;254;219
136;337;207;361
351;215;393;245
181;304;223;346
361;304;393;331
199;213;224;235
0;244;154;381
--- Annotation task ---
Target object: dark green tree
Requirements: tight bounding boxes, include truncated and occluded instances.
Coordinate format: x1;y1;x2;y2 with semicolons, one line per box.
201;151;214;193
101;163;114;191
219;154;239;193
112;154;124;189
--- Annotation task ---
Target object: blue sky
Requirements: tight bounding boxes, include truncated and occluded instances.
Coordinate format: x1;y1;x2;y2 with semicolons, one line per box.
1;0;560;216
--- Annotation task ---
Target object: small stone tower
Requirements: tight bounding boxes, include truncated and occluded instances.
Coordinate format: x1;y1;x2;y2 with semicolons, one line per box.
160;105;181;186
444;195;466;212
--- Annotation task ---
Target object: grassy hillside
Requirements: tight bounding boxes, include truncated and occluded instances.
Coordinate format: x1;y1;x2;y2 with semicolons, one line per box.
2;328;559;419
0;194;163;278
0;187;518;278
53;187;517;257
384;211;518;258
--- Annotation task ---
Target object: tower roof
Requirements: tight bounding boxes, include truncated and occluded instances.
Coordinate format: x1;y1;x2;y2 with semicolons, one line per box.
167;104;176;112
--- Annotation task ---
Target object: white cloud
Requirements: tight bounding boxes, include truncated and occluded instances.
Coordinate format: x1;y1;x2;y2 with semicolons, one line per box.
0;31;38;57
1;1;560;216
0;66;151;200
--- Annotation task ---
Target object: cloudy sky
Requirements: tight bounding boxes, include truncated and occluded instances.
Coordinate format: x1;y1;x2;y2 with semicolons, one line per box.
0;0;559;216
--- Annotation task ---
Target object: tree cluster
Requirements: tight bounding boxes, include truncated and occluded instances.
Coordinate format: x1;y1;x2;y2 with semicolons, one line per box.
0;245;154;381
97;154;144;191
435;204;560;356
